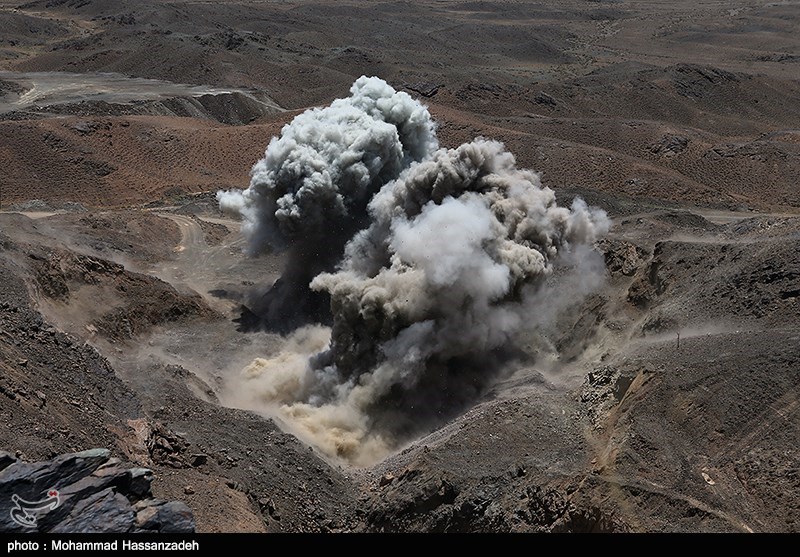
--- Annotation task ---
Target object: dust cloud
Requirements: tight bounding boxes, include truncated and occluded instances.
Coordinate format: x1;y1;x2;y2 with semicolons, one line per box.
220;79;609;466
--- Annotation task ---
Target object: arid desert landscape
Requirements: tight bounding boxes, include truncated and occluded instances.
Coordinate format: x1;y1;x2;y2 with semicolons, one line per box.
0;0;798;533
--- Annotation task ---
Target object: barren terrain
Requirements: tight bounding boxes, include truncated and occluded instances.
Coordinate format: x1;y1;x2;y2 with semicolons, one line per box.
0;0;798;532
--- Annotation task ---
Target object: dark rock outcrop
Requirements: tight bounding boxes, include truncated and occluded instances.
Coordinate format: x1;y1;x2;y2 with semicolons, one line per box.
0;449;195;533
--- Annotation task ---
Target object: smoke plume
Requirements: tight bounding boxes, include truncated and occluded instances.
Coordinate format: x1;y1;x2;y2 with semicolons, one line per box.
222;132;609;465
217;76;438;330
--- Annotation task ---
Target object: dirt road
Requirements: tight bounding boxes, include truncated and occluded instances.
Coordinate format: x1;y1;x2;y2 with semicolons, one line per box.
0;70;283;115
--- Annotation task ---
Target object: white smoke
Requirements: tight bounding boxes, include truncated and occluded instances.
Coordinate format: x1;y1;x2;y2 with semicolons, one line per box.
217;76;438;330
222;136;610;466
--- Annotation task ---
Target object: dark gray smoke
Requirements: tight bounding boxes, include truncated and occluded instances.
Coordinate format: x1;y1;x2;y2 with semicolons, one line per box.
217;76;438;331
223;136;609;465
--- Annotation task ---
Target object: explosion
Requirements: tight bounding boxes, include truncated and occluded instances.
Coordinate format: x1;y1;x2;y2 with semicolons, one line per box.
220;78;609;465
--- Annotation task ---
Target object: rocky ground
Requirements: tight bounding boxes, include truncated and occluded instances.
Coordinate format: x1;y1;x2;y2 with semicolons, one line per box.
0;448;195;533
0;0;798;533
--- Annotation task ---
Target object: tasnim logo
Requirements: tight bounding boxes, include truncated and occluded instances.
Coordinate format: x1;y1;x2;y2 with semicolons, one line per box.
9;489;60;528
